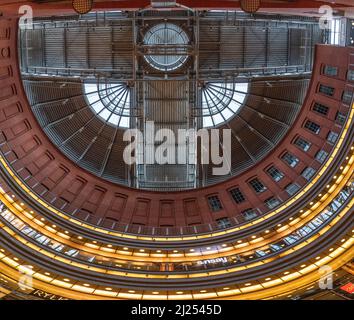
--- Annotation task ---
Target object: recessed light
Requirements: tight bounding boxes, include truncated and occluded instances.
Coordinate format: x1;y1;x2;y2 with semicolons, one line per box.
245;283;251;286
237;240;242;243
189;249;195;252
173;250;178;253
63;278;70;282
251;235;256;239
156;250;161;253
105;288;112;291
139;249;145;252
200;290;207;293
128;290;135;293
152;291;159;295
265;278;271;281
83;284;90;287
223;287;230;290
176;291;183;294
301;264;306;268
284;271;290;275
123;247;128;250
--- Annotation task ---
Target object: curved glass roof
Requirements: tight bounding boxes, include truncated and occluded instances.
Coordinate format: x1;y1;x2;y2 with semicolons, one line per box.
143;23;189;72
200;82;249;128
84;81;131;128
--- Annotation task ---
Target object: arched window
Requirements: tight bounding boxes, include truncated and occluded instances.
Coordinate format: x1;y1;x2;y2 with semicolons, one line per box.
84;81;131;128
200;82;249;127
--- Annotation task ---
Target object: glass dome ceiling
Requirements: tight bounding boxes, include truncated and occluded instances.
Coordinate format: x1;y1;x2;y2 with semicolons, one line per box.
84;81;131;128
200;82;249;127
143;22;189;72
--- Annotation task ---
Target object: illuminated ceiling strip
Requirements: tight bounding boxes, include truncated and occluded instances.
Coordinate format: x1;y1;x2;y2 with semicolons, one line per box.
0;232;352;300
0;195;352;281
0;158;353;264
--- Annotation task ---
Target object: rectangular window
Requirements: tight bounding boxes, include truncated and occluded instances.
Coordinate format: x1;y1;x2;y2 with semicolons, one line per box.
216;218;231;229
286;183;301;196
267;166;284;182
335;112;346;125
302;167;316;181
323;65;338;76
342;91;353;105
242;209;258;221
327;131;339;144
229;188;245;204
348;70;354;81
294;137;311;152
265;197;281;209
208;196;223;212
315;150;328;163
305;120;321;134
249;178;267;193
319;84;334;96
282;152;299;168
312;103;329;116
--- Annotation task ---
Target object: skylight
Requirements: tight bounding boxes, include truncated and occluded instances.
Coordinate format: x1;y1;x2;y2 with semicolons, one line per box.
143;23;189;72
200;82;249;128
84;81;131;128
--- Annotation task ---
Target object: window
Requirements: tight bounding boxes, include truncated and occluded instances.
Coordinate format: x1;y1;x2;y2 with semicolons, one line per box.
249;178;267;193
304;120;321;134
286;183;301;196
323;65;338;76
348;70;354;81
143;23;189;72
335;112;346;125
265;197;281;209
327;131;339;144
200;82;249;127
84;82;131;128
267;166;284;182
319;84;334;96
282;152;299;168
294;137;311;152
229;188;245;204
312;103;329;116
342;91;353;105
208;196;223;212
302;167;316;181
316;150;328;163
216;218;231;229
242;209;258;221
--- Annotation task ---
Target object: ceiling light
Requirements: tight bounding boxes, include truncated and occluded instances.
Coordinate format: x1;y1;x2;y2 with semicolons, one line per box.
72;0;93;15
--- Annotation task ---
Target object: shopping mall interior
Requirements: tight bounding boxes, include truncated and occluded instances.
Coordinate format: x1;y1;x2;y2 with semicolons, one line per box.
0;0;353;301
